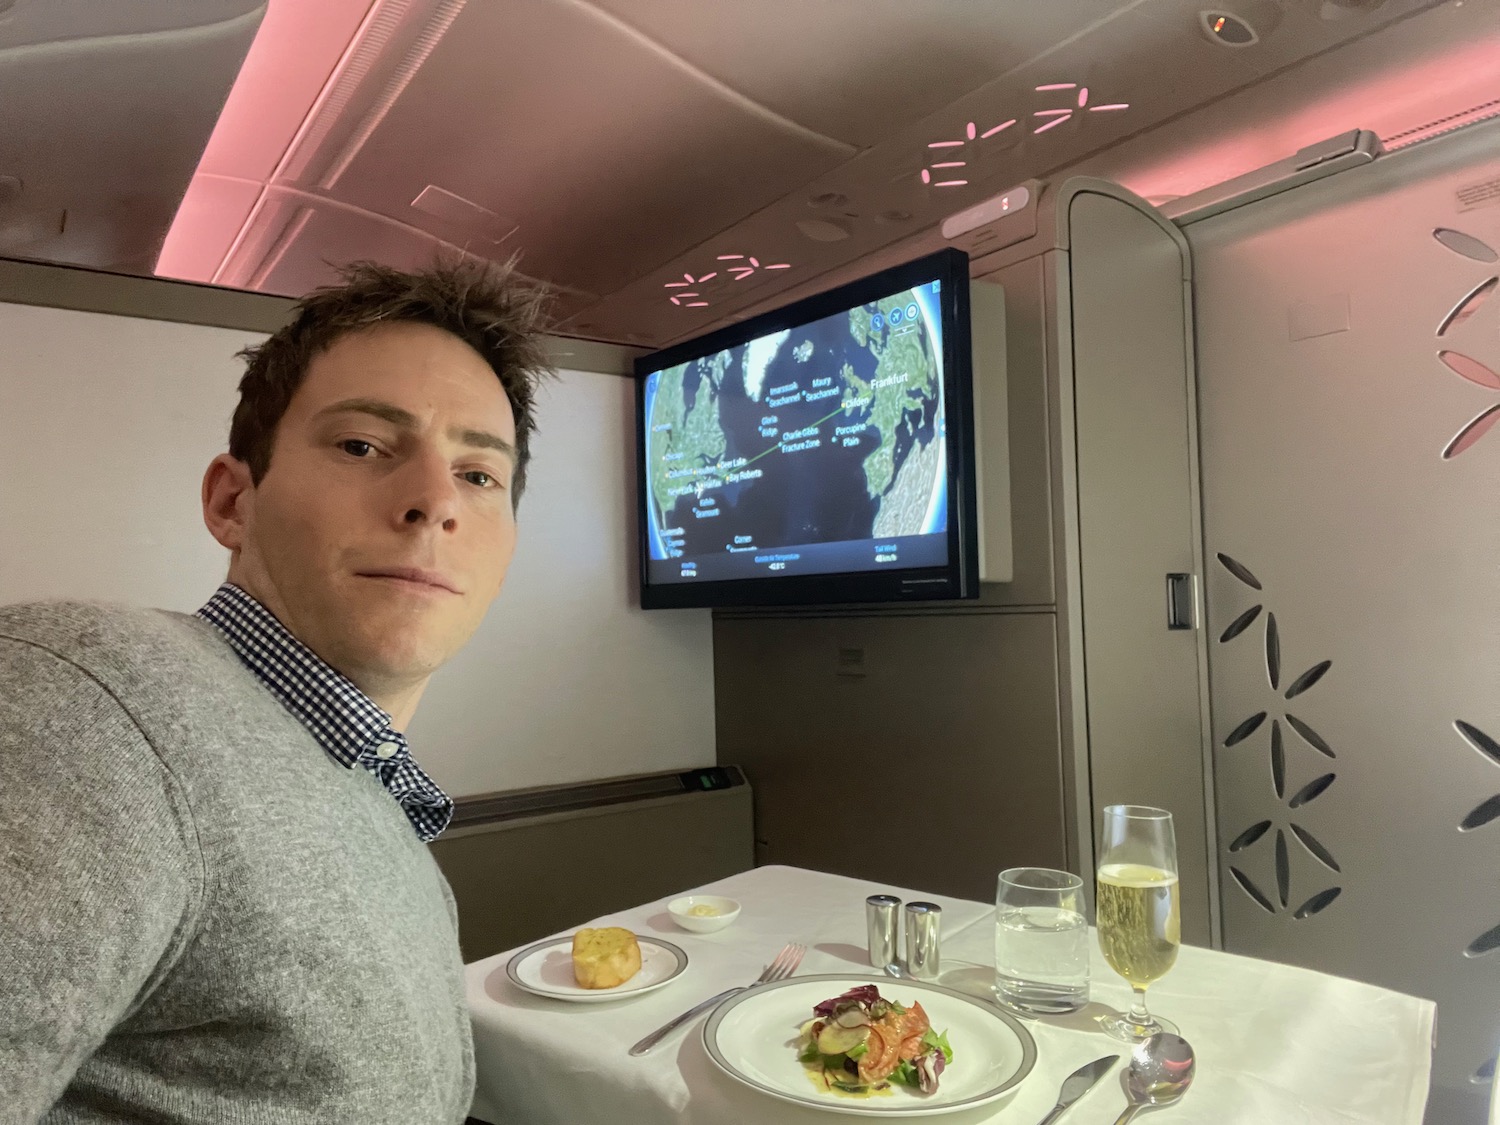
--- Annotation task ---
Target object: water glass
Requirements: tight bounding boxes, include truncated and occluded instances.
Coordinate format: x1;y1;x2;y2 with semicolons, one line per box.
993;867;1089;1014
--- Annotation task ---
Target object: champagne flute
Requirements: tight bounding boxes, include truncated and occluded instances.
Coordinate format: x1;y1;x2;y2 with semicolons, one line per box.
1095;805;1181;1043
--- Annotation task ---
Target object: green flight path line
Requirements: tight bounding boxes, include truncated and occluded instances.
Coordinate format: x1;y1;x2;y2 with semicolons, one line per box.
730;398;867;471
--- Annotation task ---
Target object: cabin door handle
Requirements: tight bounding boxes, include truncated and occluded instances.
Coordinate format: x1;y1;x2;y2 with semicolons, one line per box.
1166;573;1196;630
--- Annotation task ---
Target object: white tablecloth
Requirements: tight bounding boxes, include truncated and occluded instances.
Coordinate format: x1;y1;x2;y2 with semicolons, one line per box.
464;865;1434;1124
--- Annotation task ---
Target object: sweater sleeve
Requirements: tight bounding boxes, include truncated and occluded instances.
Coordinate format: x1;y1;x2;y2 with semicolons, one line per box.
0;636;200;1122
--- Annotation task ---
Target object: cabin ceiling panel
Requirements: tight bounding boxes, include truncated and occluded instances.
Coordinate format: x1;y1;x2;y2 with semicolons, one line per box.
565;0;1455;345
576;0;1139;150
0;0;265;51
0;6;265;275
553;0;1279;343
228;187;600;325
310;0;857;300
4;0;1492;348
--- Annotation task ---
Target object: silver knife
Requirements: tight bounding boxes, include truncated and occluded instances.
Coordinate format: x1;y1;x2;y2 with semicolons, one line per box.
1035;1055;1120;1125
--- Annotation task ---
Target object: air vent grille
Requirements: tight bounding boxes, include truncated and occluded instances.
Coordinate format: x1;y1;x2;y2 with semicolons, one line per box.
1382;98;1500;152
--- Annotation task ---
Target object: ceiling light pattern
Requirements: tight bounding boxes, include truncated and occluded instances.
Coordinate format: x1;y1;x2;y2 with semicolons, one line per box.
920;82;1130;187
1027;82;1130;135
662;256;790;308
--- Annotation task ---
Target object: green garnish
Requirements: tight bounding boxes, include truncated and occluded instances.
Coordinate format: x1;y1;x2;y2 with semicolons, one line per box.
889;1059;919;1087
921;1027;954;1064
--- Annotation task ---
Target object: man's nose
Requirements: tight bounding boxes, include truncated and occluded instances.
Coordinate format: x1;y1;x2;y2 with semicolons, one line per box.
393;449;460;532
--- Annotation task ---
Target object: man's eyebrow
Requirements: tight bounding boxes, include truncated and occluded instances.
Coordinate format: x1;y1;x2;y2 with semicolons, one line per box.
452;427;515;460
314;398;418;428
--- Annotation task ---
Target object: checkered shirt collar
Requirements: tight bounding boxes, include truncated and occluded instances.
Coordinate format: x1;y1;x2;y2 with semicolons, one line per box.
196;583;453;842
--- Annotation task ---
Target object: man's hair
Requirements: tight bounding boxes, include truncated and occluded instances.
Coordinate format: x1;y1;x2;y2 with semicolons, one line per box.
229;257;553;508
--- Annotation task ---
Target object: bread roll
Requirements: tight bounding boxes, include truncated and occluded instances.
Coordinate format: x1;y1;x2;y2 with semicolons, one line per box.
571;927;642;989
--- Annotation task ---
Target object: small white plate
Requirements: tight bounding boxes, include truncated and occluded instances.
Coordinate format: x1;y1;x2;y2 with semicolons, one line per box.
703;974;1036;1116
504;935;688;1003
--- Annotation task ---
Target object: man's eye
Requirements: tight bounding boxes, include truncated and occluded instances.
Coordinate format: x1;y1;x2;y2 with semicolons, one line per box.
340;439;375;457
462;470;496;488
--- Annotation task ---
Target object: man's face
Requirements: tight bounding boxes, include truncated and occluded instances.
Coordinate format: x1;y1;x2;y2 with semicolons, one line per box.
226;321;519;692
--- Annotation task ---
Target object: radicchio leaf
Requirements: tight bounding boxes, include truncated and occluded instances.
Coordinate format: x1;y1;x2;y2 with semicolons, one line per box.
915;1051;942;1094
813;985;881;1016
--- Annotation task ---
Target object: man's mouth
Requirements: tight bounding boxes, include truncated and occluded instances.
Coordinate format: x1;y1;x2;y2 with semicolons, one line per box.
357;568;462;595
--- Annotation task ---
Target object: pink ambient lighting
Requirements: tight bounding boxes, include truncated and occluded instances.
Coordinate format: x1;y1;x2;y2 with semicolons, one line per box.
1115;31;1500;206
731;267;755;280
1035;108;1072;117
981;119;1017;138
1079;87;1090;108
1090;103;1129;112
749;257;760;267
1036;83;1077;92
685;301;709;308
717;253;744;260
934;179;969;187
928;140;965;148
155;0;376;283
931;161;966;168
1034;114;1072;135
765;263;791;269
695;271;717;282
921;169;932;184
966;121;977;140
664;281;690;288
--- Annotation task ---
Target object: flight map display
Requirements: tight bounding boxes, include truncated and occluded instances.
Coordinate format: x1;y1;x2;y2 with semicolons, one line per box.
642;280;949;585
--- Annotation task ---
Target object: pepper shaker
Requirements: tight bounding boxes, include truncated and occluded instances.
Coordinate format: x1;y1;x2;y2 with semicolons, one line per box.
904;901;942;980
865;894;901;970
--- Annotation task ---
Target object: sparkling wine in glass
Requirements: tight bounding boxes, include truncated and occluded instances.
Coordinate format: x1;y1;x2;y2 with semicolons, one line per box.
1095;804;1181;1043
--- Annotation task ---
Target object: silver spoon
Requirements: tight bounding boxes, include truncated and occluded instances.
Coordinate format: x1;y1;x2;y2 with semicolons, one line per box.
1112;1032;1196;1124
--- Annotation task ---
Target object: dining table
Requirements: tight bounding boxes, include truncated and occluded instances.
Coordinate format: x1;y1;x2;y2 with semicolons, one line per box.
463;864;1435;1124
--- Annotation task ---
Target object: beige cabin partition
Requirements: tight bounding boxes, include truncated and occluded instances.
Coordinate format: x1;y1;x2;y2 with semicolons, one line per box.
1188;118;1500;1124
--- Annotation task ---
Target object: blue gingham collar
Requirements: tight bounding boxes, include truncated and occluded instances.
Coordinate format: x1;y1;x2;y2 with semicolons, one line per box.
196;583;453;842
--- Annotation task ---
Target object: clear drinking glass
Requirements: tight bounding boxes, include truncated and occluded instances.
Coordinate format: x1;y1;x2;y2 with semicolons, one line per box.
993;867;1089;1014
1095;805;1181;1042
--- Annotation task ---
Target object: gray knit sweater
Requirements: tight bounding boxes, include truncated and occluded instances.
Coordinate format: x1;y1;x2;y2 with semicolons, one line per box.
0;601;475;1123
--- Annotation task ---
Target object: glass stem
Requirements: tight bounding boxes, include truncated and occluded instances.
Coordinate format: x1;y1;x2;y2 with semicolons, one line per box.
1127;986;1153;1028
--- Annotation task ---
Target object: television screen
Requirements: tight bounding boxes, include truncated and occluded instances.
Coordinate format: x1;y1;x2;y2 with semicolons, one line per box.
634;247;977;609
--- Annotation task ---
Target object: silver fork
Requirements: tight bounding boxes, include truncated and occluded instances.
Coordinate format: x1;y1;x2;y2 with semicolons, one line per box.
628;942;806;1056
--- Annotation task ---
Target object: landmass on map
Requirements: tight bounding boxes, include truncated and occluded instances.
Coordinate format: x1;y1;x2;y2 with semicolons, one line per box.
645;290;944;557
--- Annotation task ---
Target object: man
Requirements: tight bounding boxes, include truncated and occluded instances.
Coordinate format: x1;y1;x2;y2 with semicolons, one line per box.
0;259;553;1122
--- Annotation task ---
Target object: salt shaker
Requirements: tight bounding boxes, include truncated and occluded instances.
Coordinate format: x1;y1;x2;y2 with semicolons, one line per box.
865;894;901;970
904;901;942;980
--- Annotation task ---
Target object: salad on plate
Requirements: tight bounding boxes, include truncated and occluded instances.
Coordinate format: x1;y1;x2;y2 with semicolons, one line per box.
795;984;954;1096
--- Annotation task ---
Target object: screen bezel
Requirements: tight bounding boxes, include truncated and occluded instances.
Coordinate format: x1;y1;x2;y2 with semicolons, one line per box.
633;246;977;610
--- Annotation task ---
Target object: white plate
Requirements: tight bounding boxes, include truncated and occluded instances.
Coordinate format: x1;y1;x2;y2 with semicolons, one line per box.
504;935;688;1003
703;974;1036;1116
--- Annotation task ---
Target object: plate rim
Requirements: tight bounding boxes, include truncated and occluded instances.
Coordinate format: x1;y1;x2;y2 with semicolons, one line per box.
503;934;689;1000
701;973;1038;1116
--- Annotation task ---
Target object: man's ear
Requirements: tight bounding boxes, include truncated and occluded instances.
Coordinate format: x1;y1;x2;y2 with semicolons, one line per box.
202;454;255;553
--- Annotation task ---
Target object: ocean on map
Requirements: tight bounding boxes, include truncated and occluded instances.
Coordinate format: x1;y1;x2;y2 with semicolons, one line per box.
665;314;884;555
